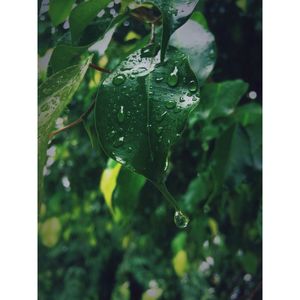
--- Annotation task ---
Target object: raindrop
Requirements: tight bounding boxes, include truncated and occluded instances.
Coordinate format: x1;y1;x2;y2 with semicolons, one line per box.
174;211;189;228
188;80;198;92
179;96;185;103
113;74;126;86
165;100;176;109
156;111;167;122
114;136;124;147
167;66;179;87
117;106;125;123
156;126;163;135
155;76;164;83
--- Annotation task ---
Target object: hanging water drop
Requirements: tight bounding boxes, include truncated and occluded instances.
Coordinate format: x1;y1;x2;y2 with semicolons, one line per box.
167;66;179;87
117;106;125;123
188;80;198;92
165;100;176;109
113;74;126;86
174;211;190;228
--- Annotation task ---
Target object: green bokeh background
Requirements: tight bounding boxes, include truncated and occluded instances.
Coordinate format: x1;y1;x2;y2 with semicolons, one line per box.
38;0;262;299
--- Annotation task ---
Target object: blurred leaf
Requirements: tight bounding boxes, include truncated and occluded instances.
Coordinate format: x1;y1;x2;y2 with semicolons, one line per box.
113;168;146;222
171;232;187;254
39;217;62;247
100;159;122;215
190;80;249;124
239;252;258;274
69;0;110;43
190;11;208;29
49;0;75;26
38;56;92;201
169;16;216;85
138;0;199;61
211;124;252;192
172;250;188;277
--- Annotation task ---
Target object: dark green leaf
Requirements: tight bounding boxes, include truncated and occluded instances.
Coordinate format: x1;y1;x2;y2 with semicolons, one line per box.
69;0;111;43
137;0;199;61
38;56;92;201
190;80;249;124
169;16;216;85
49;0;75;26
94;45;200;183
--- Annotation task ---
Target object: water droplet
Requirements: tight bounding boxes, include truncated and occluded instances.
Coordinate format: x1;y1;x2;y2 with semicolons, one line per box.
167;66;179;87
156;126;163;135
156;111;167;122
174;211;189;228
128;146;133;152
188;80;198;92
40;103;49;112
113;74;126;86
114;136;124;147
165;100;176;109
155;76;164;83
179;96;185;103
117;106;125;123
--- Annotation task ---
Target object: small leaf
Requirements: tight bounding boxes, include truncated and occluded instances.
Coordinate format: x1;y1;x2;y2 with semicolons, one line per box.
137;0;199;61
172;249;188;277
100;159;122;215
49;0;75;26
69;0;111;43
38;56;92;201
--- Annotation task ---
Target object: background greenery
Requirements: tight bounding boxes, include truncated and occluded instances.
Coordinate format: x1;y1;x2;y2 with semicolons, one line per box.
38;0;262;299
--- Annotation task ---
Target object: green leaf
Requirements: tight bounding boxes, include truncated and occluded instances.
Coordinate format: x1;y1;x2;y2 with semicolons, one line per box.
48;44;89;74
169;16;216;85
49;0;75;26
211;124;252;192
69;0;111;43
94;44;200;184
137;0;199;61
113;168;146;222
38;56;92;201
190;80;249;123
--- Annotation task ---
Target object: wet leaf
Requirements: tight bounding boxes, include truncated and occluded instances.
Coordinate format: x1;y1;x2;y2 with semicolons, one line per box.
38;56;92;201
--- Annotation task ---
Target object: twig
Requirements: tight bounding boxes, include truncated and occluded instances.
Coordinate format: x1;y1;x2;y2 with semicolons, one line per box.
89;63;111;74
48;100;95;139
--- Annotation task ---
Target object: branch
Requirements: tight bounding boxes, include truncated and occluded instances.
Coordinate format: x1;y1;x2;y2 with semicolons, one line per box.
48;100;95;139
89;63;111;74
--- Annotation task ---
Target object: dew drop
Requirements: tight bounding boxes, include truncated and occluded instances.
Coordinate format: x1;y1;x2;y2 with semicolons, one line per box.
113;74;126;86
156;126;163;135
155;76;164;83
167;66;179;87
114;136;124;147
165;100;176;109
188;80;198;92
117;106;125;123
156;111;167;122
174;211;189;228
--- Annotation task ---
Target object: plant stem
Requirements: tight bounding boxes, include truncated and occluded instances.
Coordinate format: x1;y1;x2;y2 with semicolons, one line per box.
149;23;155;44
89;63;111;74
48;100;95;139
154;182;181;212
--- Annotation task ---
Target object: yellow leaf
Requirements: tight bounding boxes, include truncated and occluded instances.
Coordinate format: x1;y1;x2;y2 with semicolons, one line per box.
124;31;141;41
172;250;188;277
39;217;61;247
208;218;218;236
100;160;122;215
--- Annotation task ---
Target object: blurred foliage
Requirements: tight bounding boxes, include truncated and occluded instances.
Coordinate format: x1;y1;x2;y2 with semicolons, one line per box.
38;0;262;299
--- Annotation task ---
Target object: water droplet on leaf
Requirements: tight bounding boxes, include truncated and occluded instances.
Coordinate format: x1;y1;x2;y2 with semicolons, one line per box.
117;106;125;123
165;100;176;109
155;76;164;83
188;80;198;92
113;74;126;86
40;103;49;112
167;66;179;87
174;211;189;228
114;136;124;147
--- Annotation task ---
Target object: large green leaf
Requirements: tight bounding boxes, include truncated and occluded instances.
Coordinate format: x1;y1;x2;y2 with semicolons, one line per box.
69;0;111;44
49;0;75;26
94;44;200;184
137;0;199;61
169;14;216;85
38;56;92;201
